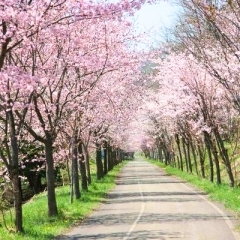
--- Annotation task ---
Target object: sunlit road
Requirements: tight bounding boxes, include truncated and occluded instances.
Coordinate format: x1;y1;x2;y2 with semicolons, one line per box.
56;159;240;239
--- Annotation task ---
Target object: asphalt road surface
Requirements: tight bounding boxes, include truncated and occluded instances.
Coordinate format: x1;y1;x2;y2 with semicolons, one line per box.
56;158;240;240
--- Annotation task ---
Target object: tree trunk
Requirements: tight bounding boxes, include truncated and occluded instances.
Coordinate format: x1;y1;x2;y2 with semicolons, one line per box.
108;144;113;171
204;131;221;184
213;128;234;187
158;146;163;162
44;138;58;216
0;23;11;70
202;129;221;184
9;166;23;232
203;131;214;182
212;138;221;185
78;142;88;191
182;137;189;172
175;134;183;171
96;143;104;180
112;148;117;167
162;147;169;165
197;143;205;178
8;110;23;232
119;149;123;162
82;144;91;185
186;141;192;174
71;134;81;199
103;142;108;175
190;141;199;176
66;157;71;186
117;148;121;163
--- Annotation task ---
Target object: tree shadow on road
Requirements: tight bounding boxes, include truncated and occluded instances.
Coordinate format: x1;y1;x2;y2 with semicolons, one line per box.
55;229;183;239
55;210;233;239
116;178;186;185
107;191;206;198
77;212;234;226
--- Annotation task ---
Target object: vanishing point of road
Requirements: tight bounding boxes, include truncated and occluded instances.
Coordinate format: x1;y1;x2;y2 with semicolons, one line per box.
57;158;240;240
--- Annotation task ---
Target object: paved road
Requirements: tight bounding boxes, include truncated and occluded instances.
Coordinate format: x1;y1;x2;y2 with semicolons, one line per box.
57;159;240;239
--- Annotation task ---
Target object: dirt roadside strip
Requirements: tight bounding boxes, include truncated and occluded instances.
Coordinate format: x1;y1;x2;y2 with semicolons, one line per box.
56;158;240;240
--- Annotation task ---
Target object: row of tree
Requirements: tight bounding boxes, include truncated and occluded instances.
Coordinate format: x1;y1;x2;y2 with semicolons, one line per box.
0;0;148;233
141;0;240;188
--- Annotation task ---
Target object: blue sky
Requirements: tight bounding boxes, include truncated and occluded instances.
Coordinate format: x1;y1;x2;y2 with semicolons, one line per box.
130;1;181;49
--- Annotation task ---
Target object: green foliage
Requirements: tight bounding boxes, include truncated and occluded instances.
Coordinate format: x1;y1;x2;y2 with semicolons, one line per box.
0;162;126;240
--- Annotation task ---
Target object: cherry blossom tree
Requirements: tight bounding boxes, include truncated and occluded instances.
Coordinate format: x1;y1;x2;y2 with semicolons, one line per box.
141;49;237;186
174;0;240;112
0;0;152;232
167;0;240;185
0;66;37;232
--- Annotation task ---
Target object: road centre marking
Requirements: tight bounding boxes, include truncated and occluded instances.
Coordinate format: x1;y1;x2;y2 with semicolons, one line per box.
123;165;145;240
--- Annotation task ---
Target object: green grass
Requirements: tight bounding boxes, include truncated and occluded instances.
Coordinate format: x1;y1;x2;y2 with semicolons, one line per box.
148;159;240;218
0;162;126;240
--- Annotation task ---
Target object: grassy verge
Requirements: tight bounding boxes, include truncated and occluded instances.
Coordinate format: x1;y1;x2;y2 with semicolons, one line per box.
148;159;240;218
0;161;126;240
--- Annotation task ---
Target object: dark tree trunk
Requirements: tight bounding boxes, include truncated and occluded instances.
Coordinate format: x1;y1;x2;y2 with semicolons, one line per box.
190;141;199;176
175;134;183;171
78;142;88;191
71;134;81;199
44;137;58;216
162;147;168;165
186;141;192;174
112;148;117;166
0;22;11;70
213;128;234;187
103;142;108;175
204;131;221;184
66;157;71;186
197;143;205;178
8;110;23;232
203;131;214;182
9;166;23;232
158;146;163;162
107;144;113;171
119;149;123;162
82;144;91;185
211;138;221;185
182;137;189;172
171;149;176;168
117;148;122;163
96;143;104;180
151;148;155;160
